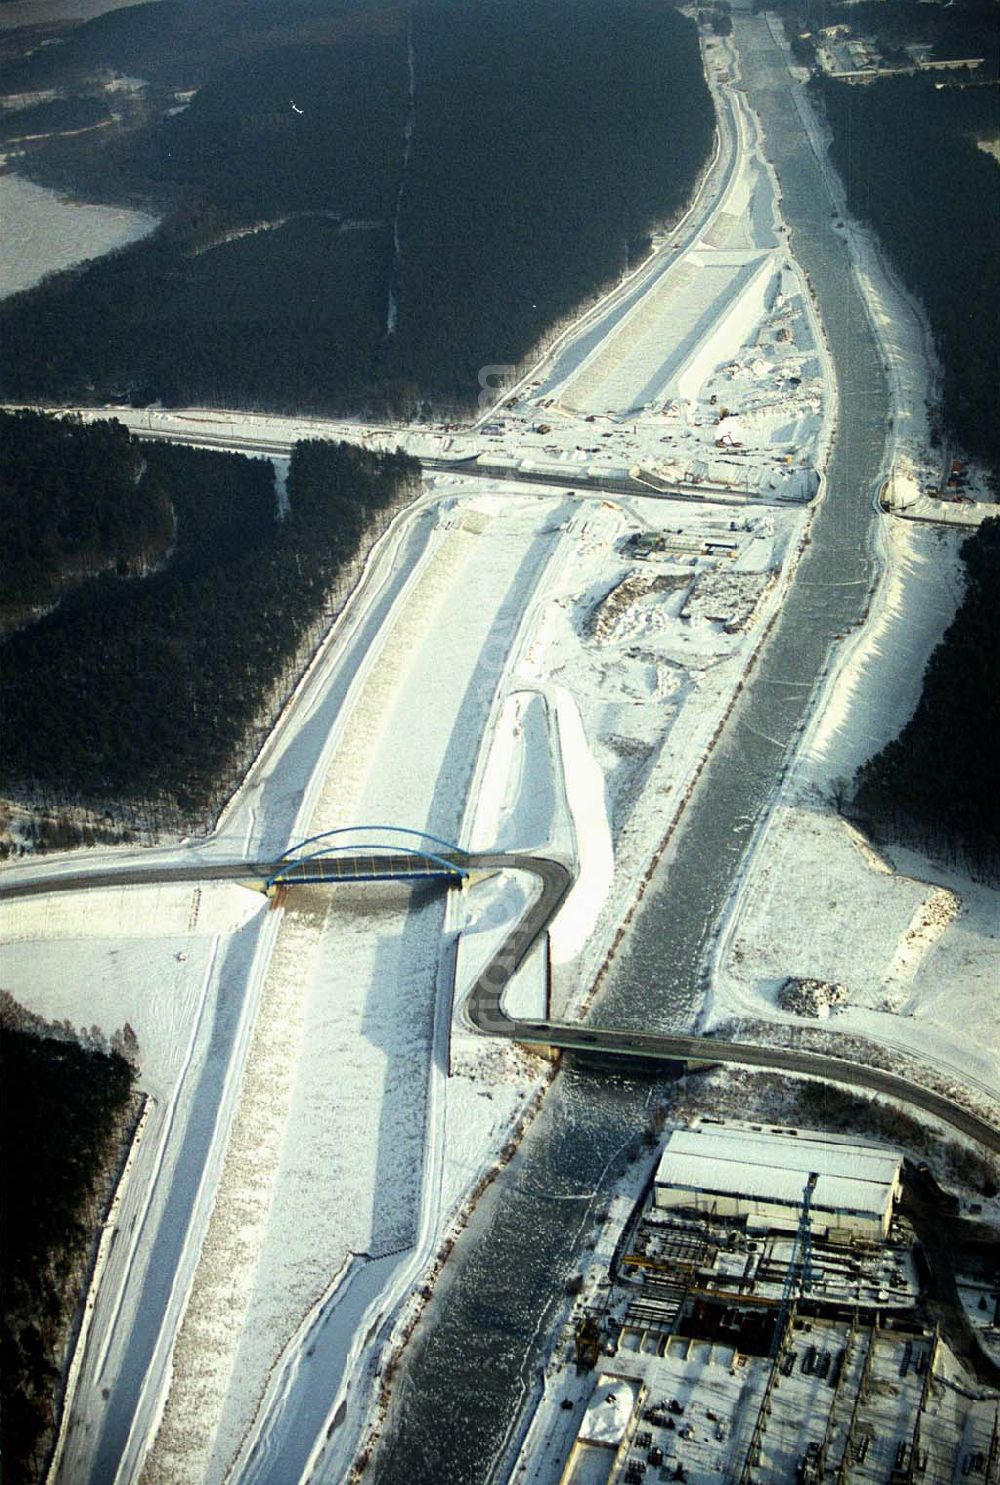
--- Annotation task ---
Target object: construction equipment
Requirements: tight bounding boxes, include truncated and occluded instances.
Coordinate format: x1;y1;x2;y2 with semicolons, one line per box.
770;1172;819;1359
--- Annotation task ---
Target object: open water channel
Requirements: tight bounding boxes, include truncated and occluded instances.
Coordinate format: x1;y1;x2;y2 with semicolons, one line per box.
370;17;893;1483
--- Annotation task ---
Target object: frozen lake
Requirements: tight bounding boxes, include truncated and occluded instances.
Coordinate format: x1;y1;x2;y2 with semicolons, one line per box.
0;172;157;300
0;0;158;29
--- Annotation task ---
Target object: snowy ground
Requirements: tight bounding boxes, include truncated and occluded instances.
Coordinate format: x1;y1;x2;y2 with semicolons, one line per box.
2;883;266;1100
708;513;1000;1099
3;887;281;1485
458;489;808;1016
4;456;818;1485
0;173;158;300
705;33;1000;1113
128;494;568;1483
136;454;814;1482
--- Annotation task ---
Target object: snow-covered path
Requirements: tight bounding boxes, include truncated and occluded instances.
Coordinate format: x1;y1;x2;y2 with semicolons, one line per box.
385;14;416;337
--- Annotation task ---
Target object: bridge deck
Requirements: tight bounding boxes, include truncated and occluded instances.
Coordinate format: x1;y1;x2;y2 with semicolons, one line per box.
271;852;467;885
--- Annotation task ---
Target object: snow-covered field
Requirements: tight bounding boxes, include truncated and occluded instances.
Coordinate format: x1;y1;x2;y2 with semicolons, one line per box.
708;512;1000;1098
4;468;819;1483
0;173;158;300
2;884;266;1099
136;451;815;1480
467;491;808;1015
707;35;1000;1109
140;494;573;1482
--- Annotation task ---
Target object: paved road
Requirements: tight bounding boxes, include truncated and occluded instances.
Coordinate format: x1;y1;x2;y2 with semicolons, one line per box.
428;458;789;508
0;854;465;898
0;860;265;899
511;1023;1000;1156
5;852;997;1152
79;417;785;509
455;861;1000;1155
5;408;794;510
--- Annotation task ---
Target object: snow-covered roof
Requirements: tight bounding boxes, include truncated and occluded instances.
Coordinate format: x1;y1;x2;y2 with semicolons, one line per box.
579;1376;639;1446
655;1126;901;1219
663;1126;901;1188
655;1152;891;1219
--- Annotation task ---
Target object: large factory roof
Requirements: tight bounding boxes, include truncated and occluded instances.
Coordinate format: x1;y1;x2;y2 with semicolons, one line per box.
665;1125;901;1186
655;1123;901;1218
656;1154;888;1218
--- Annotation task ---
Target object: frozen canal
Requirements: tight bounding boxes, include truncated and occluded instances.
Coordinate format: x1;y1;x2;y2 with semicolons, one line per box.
370;14;892;1483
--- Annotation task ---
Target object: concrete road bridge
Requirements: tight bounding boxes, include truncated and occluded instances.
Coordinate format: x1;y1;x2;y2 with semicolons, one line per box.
2;840;997;1153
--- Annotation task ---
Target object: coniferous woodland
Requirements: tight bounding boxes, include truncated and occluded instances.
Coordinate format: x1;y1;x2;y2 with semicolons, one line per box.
0;94;112;145
0;999;139;1485
815;72;1000;480
853;518;1000;877
0;0;713;417
0;410;172;628
0;414;420;835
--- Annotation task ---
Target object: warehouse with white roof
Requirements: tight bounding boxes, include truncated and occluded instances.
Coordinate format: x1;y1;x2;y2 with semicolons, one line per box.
653;1121;903;1240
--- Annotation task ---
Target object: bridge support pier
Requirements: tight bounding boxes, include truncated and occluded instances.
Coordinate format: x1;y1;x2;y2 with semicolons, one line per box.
520;1042;562;1064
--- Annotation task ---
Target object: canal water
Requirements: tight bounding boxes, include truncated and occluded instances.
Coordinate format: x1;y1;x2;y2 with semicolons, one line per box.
370;17;892;1483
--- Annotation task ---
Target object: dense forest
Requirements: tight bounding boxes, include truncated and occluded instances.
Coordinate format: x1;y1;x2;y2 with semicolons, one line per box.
0;410;172;627
11;25;407;222
0;0;400;97
0;1001;138;1485
853;518;1000;876
0;0;713;416
0;416;420;833
816;72;1000;481
0;94;111;145
382;0;715;411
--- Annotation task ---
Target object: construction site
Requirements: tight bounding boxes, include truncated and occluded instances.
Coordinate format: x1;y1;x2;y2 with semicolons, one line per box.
510;1121;1000;1485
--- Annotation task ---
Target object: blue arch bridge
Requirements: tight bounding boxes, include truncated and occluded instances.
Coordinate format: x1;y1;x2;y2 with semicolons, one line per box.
264;825;470;890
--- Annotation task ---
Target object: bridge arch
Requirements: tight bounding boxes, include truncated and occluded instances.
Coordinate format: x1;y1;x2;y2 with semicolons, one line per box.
276;824;466;866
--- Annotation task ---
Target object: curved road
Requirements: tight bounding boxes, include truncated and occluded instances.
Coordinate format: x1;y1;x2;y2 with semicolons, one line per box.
7;853;996;1153
455;859;1000;1156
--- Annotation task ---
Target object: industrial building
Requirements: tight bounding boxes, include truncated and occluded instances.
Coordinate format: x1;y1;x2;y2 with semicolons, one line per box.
652;1121;903;1241
513;1122;999;1485
511;1116;992;1479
